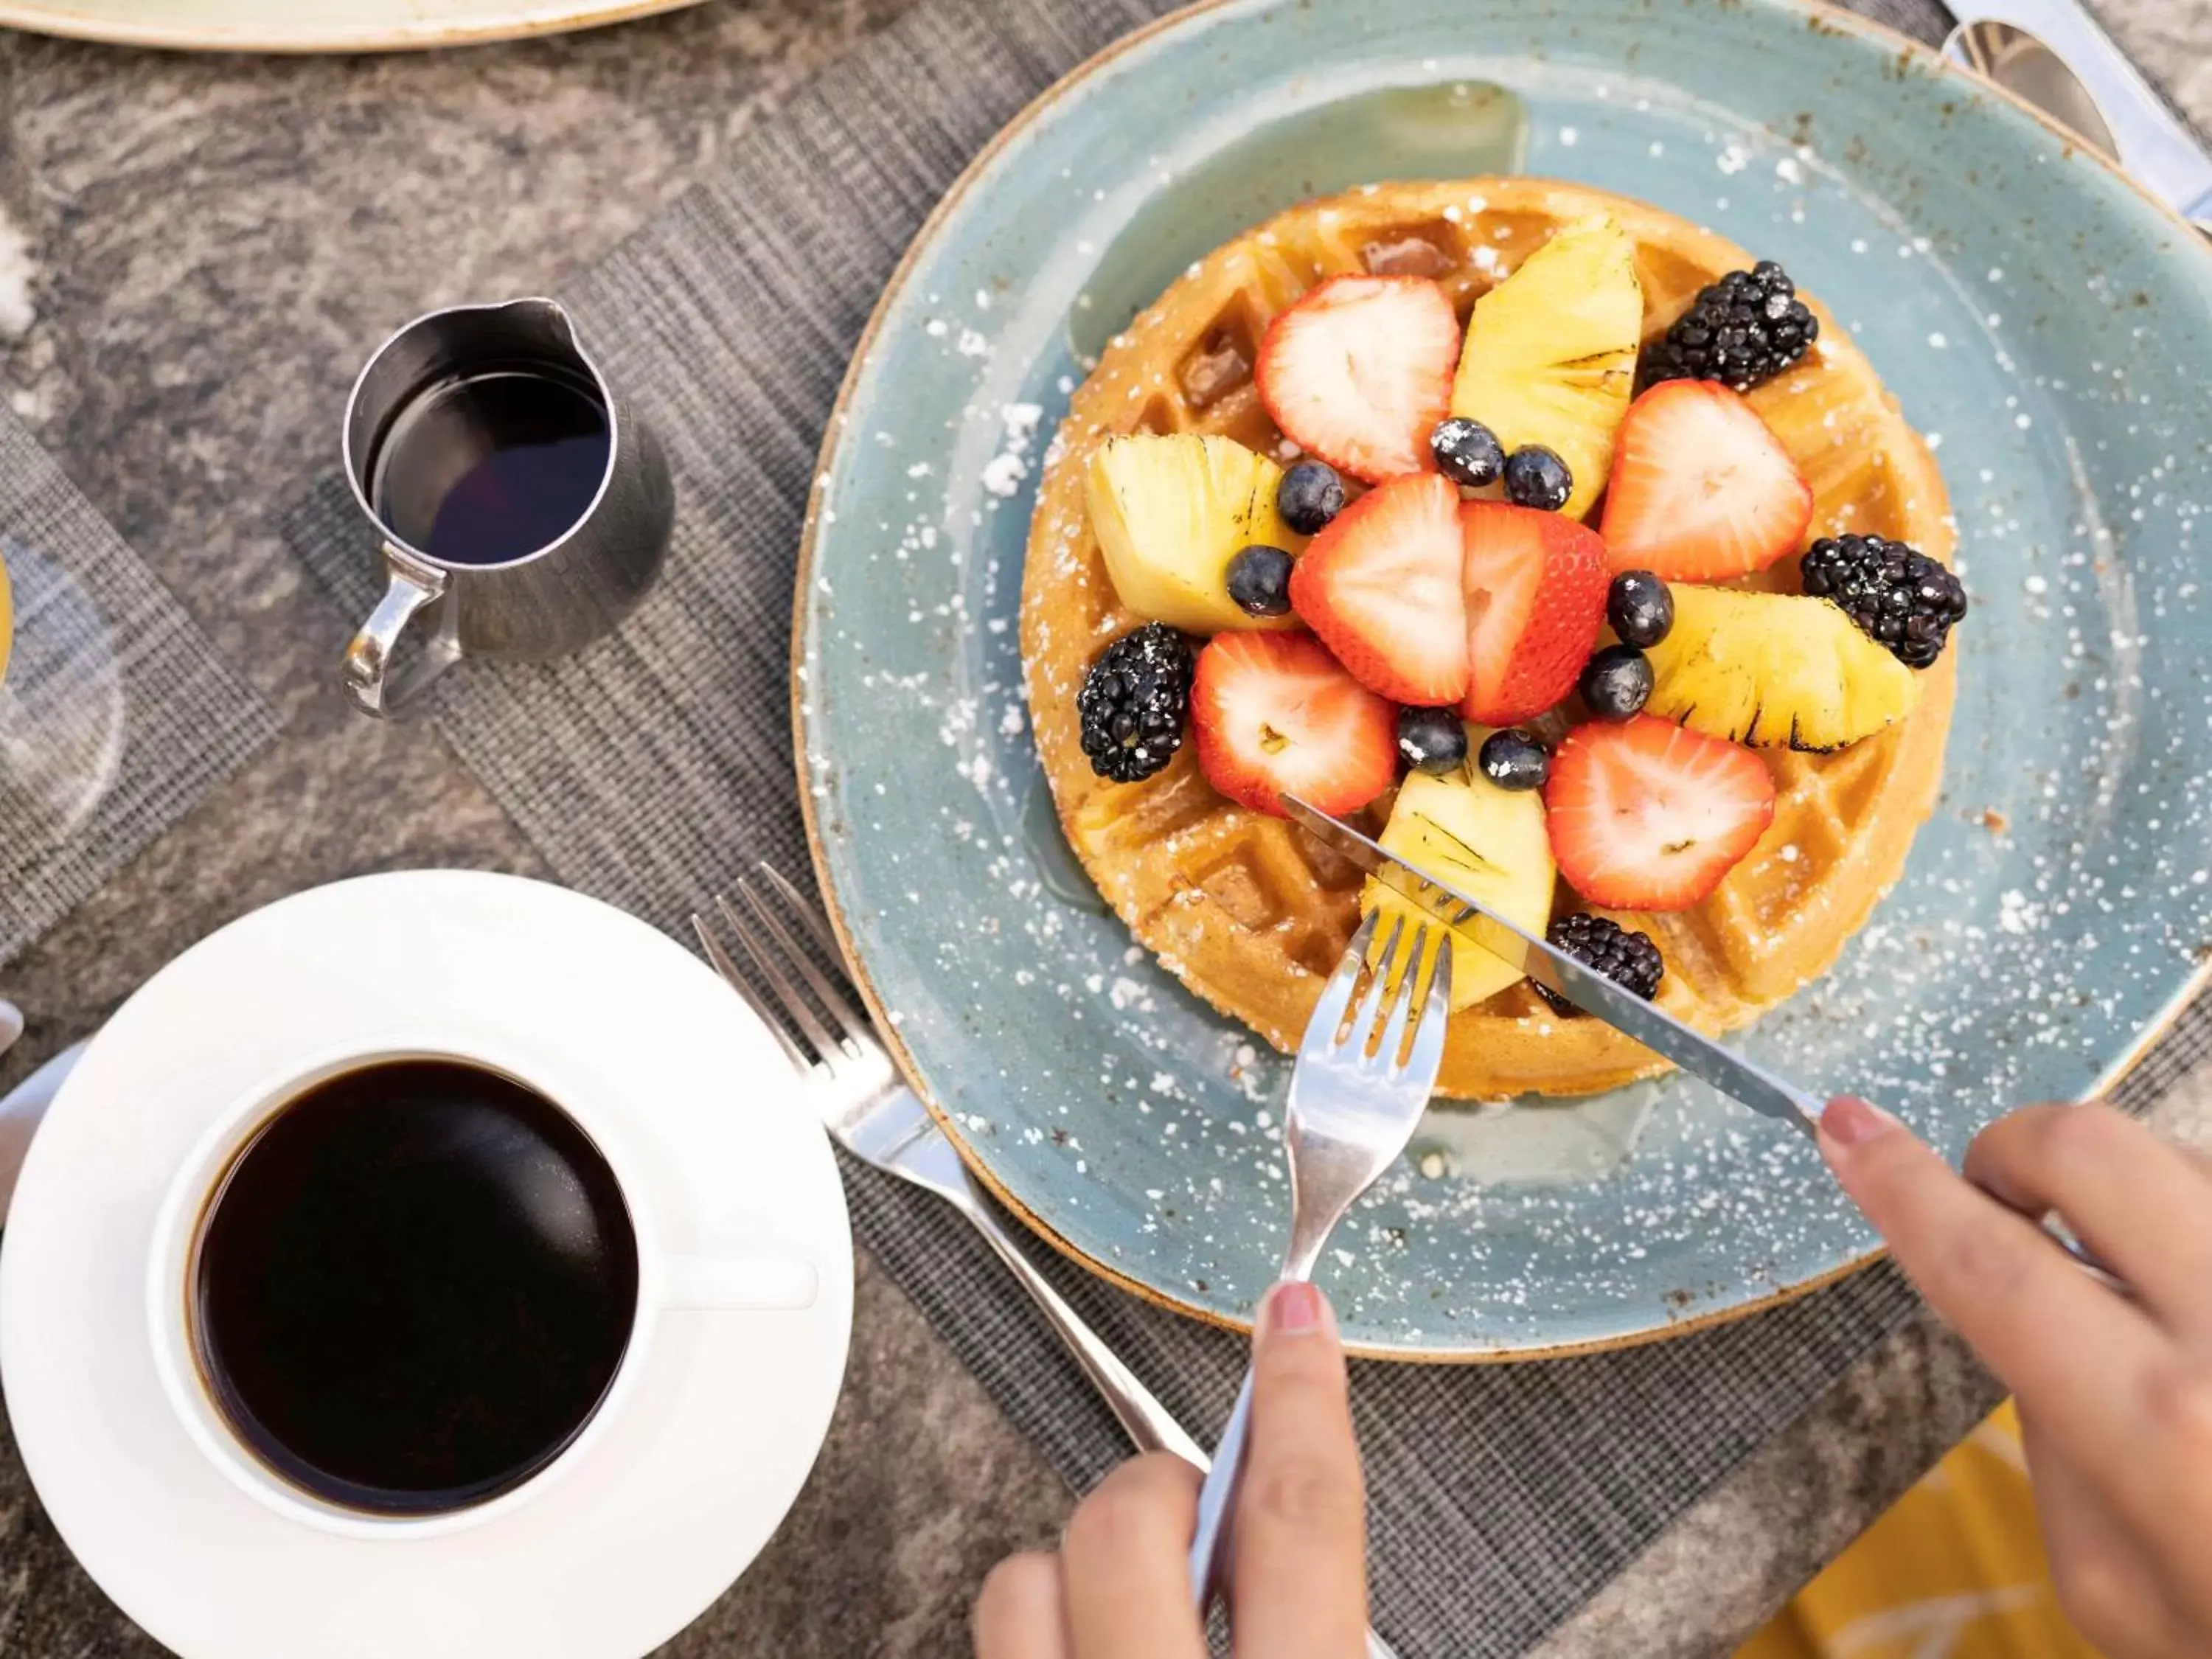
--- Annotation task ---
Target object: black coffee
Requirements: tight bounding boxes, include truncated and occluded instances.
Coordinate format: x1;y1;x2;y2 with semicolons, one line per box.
192;1059;639;1516
366;364;611;566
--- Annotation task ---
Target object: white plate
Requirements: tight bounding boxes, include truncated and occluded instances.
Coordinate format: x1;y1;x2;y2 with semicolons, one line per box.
0;0;702;52
0;871;852;1659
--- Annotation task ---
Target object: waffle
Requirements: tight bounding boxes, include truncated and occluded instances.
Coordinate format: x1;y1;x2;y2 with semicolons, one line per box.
1021;178;1955;1099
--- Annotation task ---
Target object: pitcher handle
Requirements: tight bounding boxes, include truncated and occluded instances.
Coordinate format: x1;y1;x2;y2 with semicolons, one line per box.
342;545;456;719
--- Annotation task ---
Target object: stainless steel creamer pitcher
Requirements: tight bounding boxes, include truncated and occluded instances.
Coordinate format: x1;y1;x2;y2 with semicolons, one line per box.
338;298;673;717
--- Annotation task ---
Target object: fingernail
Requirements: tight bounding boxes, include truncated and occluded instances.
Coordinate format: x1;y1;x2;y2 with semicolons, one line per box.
1262;1280;1326;1336
1821;1095;1900;1147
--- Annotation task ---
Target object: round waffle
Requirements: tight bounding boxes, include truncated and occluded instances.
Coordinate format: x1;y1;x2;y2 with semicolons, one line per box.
1021;177;1955;1099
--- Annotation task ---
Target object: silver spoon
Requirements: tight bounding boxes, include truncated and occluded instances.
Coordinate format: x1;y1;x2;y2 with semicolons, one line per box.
1941;11;2212;234
1945;20;2120;156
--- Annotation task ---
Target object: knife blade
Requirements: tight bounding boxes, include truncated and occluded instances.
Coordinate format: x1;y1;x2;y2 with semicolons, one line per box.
1282;794;1824;1140
1283;796;2148;1291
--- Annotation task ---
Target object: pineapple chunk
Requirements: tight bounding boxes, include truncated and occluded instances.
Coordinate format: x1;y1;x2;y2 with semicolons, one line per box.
1359;754;1554;1012
1450;215;1643;521
1645;586;1921;751
1084;434;1304;634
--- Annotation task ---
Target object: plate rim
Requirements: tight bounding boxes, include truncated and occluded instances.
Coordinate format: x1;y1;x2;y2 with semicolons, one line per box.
0;0;702;53
791;0;2212;1361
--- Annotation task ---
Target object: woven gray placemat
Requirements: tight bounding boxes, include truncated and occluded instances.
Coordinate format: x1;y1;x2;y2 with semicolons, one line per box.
282;0;2205;1652
1;411;276;969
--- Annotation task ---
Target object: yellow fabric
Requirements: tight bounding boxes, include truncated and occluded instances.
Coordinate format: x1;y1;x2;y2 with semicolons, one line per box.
1739;1402;2103;1659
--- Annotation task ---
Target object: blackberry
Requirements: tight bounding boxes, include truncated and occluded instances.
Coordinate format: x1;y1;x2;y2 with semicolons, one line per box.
1477;728;1551;791
1800;533;1968;669
1430;417;1506;489
1078;623;1194;783
1534;914;1664;1016
1276;460;1346;536
1578;644;1654;721
1397;707;1469;775
1503;445;1573;512
1641;261;1818;394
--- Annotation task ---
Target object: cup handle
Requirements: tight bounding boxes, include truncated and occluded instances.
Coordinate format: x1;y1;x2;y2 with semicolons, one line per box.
342;544;457;719
661;1252;820;1312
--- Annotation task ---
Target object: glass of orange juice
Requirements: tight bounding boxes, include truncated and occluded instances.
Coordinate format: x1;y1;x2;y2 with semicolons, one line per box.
0;548;12;687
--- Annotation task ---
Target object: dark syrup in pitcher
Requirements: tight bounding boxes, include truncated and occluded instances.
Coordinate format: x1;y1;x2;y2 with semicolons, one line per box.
192;1058;639;1516
367;363;611;566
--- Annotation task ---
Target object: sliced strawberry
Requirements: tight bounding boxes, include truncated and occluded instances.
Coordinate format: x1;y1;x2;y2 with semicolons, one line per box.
1543;714;1778;911
1191;633;1397;818
1598;380;1814;581
1459;501;1610;727
1288;474;1467;703
1254;275;1459;484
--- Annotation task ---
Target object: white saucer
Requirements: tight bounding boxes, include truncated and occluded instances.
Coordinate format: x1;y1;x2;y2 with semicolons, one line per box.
0;872;853;1659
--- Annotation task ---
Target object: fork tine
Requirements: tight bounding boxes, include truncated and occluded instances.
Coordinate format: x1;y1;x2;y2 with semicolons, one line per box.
754;861;846;967
732;877;870;1057
1310;911;1378;1047
1370;922;1428;1070
692;909;814;1073
1343;913;1405;1055
717;892;846;1062
1402;932;1453;1081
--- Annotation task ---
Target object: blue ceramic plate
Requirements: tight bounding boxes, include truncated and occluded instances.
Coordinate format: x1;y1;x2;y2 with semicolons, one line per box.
796;0;2212;1357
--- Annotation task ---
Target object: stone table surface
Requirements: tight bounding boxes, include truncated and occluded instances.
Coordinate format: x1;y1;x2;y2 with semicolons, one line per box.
0;1;2208;1654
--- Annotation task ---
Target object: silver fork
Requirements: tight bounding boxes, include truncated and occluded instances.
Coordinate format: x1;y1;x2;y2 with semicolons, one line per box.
1186;911;1453;1621
698;867;1406;1658
692;866;1206;1466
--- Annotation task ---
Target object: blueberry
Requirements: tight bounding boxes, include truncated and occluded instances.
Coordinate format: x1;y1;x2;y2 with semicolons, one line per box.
1579;644;1655;721
1606;571;1674;648
1503;445;1573;512
1477;728;1551;791
1430;417;1505;489
1396;707;1468;774
1276;460;1346;536
1225;545;1295;616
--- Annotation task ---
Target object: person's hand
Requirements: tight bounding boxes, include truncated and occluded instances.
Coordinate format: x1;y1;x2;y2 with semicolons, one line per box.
1820;1096;2212;1658
973;1280;1368;1658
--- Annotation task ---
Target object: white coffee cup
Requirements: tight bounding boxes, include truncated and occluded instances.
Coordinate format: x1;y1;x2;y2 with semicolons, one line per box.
145;1034;818;1543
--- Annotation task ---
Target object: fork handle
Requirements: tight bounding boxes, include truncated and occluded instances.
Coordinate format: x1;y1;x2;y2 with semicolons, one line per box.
955;1165;1209;1467
1187;1365;1257;1615
957;1179;1399;1659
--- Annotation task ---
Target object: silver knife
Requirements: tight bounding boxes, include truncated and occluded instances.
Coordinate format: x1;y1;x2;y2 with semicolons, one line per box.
1284;794;1825;1141
1284;793;2131;1292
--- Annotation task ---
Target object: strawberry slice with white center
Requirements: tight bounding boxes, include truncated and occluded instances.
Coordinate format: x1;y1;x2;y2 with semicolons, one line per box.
1598;380;1814;581
1544;714;1778;911
1255;274;1460;484
1460;501;1610;727
1192;632;1397;818
1288;473;1467;703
